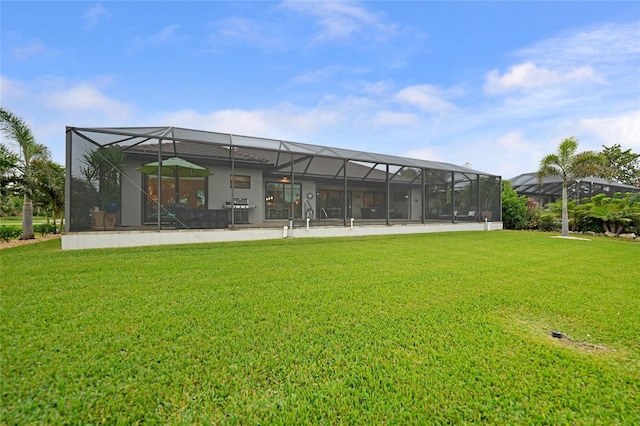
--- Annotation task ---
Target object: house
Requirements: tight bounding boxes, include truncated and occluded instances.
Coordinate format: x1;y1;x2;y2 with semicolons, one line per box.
64;126;502;249
510;173;640;207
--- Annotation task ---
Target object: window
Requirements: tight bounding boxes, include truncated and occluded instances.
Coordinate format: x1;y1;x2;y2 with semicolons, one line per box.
363;191;385;210
230;174;251;189
361;191;385;218
317;189;345;218
265;182;301;219
143;175;207;223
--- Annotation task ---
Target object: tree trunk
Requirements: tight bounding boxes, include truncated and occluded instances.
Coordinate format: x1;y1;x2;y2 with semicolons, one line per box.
616;223;624;235
21;195;34;240
561;181;569;237
52;206;58;229
53;208;62;234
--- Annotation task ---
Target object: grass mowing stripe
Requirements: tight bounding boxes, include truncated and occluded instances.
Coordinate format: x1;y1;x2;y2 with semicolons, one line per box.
1;231;639;424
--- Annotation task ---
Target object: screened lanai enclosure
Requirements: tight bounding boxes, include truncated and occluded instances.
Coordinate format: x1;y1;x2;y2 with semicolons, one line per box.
65;126;501;233
510;173;640;207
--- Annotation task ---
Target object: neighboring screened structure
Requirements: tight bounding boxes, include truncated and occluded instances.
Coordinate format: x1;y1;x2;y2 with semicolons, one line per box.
510;172;640;206
66;126;502;232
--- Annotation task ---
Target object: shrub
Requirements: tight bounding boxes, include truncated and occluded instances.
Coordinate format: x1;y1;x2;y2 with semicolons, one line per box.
525;198;541;230
582;192;640;235
624;217;640;234
538;215;559;232
502;181;528;229
0;225;22;242
34;223;58;236
575;216;602;233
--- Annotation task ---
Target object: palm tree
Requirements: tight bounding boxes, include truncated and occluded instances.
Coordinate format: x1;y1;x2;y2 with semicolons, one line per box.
1;143;21;216
31;159;65;233
0;108;50;239
538;136;604;237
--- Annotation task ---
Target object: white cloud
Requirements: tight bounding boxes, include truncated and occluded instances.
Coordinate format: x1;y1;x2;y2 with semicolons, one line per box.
155;103;343;140
372;111;418;127
395;85;460;114
43;83;133;119
493;132;548;176
516;22;640;68
0;76;136;163
450;132;545;178
362;80;393;97
403;147;445;163
0;76;29;100
210;16;287;51
495;131;536;155
130;25;182;51
577;111;640;152
155;109;272;136
2;21;637;178
291;68;335;85
82;4;110;30
282;0;396;43
9;39;55;61
484;62;597;95
217;17;257;39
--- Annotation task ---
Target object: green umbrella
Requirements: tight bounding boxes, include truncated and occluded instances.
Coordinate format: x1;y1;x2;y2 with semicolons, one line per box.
137;157;212;208
136;156;212;178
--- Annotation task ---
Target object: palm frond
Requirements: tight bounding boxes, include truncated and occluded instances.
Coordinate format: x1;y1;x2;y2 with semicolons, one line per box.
537;154;562;183
0;108;46;165
571;151;605;180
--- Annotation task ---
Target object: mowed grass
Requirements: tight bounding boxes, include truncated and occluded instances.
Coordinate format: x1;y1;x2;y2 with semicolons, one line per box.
1;231;639;424
0;216;50;226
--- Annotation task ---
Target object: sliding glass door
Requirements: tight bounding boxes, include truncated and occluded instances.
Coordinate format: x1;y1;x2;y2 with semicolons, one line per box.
265;182;301;219
143;175;207;223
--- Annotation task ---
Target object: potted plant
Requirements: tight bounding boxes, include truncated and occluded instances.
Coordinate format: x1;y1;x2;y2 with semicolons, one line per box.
81;147;127;230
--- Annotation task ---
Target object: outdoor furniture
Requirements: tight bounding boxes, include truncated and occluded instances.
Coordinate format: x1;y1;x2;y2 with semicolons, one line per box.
174;209;228;229
458;211;476;221
389;209;402;219
361;208;389;219
439;211;457;220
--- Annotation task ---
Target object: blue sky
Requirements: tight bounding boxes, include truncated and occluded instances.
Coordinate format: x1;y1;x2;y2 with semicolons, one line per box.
2;1;639;178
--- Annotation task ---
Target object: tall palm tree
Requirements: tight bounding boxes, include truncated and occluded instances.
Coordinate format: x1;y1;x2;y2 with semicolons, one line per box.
538;136;604;237
31;159;65;233
1;143;21;216
0;108;50;239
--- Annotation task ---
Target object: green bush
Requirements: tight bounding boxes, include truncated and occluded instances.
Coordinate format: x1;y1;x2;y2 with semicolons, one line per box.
538;215;559;232
580;192;640;235
0;225;22;242
576;216;602;233
34;223;58;236
525;198;541;230
502;181;528;229
624;218;640;234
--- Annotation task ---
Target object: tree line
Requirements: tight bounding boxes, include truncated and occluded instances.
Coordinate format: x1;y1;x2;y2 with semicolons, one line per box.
504;136;640;236
1;108;64;239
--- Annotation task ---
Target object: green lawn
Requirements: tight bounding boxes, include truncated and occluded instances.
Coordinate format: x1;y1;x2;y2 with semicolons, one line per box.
1;231;638;424
0;216;51;226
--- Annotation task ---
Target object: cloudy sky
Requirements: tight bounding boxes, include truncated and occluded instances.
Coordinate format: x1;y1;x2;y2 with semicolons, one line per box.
1;1;639;178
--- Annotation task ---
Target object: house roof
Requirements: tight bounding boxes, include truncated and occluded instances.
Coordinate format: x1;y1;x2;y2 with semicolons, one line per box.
126;140;407;183
68;126;498;178
509;172;640;196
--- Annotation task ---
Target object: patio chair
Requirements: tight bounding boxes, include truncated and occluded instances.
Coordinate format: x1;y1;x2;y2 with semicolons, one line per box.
459;210;475;221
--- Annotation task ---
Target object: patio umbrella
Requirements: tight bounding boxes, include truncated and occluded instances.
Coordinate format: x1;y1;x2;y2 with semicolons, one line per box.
137;156;212;206
137;156;212;178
